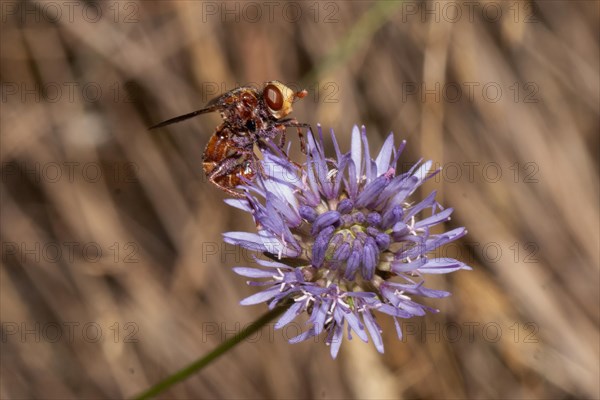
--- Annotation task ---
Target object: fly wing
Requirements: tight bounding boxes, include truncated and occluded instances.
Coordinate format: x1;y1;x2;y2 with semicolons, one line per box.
205;86;256;107
148;105;221;130
149;86;257;130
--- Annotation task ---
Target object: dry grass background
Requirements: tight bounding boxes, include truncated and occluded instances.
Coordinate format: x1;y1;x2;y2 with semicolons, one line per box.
1;1;599;399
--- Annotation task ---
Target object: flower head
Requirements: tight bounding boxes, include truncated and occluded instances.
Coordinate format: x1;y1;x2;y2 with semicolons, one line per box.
224;125;470;358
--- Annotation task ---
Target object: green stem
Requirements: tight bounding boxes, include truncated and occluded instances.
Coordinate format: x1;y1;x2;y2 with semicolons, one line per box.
132;305;289;400
301;0;404;85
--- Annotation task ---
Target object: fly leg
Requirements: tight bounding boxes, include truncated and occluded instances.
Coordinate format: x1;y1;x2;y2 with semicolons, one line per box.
277;125;287;150
204;151;254;198
279;118;311;154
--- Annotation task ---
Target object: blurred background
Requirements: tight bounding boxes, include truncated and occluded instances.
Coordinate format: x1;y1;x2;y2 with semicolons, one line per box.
1;1;598;399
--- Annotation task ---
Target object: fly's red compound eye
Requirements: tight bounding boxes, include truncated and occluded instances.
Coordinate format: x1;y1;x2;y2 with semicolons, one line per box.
263;84;283;111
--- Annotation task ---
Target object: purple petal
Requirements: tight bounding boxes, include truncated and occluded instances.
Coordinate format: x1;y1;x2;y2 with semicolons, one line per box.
400;228;467;258
355;175;389;208
379;287;431;316
329;126;343;161
307;127;318;153
441;227;468;242
267;193;301;227
382;205;404;229
224;198;252;212
362;311;384;353
332;156;347;197
375;133;394;176
223;232;267;252
388;176;419;206
263;234;302;259
240;286;282;305
312;300;331;335
390;139;407;171
342;309;368;342
329;323;344;359
404;191;437;222
289;327;318;344
376;303;413;318
413;160;433;184
417;258;469;274
316;124;327;159
374;173;407;207
414;207;453;229
312;225;335;267
391;257;427;273
232;267;276;278
275;302;305;329
305;160;321;207
263;155;296;177
361;126;373;181
254;257;295;270
396;300;427;316
350;125;362;178
346;160;359;199
388;282;451;298
391;222;409;236
393;317;403;340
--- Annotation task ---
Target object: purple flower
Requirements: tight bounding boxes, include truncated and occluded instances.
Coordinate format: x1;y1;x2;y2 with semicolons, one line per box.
224;125;471;358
